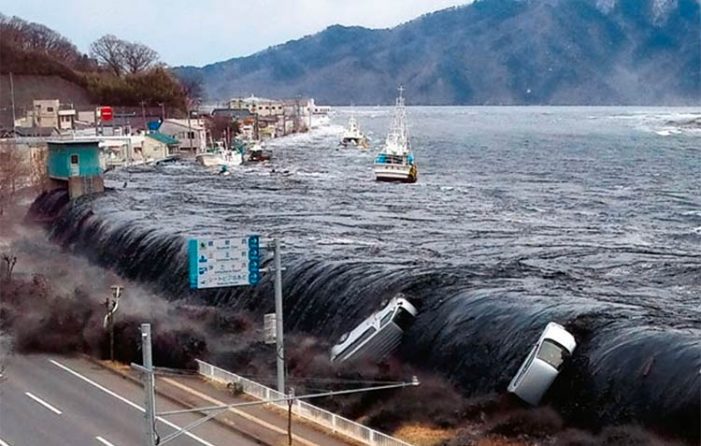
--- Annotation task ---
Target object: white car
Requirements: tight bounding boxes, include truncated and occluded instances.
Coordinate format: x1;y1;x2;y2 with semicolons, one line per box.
507;322;577;405
330;295;418;363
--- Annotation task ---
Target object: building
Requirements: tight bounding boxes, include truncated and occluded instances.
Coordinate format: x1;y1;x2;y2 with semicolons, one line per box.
17;100;78;131
211;108;255;121
159;118;207;153
47;140;104;199
32;99;60;128
228;96;286;118
143;132;179;160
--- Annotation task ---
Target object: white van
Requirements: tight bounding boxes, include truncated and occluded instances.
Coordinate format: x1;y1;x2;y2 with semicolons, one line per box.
507;322;577;405
330;295;418;363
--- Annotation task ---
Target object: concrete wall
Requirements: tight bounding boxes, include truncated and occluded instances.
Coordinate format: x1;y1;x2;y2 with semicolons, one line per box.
0;140;49;191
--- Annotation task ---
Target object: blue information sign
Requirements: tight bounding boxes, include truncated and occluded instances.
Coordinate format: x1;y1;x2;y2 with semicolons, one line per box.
188;235;261;289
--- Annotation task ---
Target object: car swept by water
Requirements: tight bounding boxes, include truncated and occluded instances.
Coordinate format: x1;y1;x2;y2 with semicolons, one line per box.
508;322;577;406
330;295;418;363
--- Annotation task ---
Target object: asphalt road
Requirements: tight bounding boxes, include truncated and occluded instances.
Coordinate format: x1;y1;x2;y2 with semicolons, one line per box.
0;354;260;446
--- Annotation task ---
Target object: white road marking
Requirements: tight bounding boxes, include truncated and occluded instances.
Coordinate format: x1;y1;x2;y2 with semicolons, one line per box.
25;392;62;415
96;436;116;446
0;437;12;446
49;359;218;446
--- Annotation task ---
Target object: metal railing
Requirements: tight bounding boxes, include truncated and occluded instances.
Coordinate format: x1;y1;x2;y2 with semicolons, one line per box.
195;359;413;446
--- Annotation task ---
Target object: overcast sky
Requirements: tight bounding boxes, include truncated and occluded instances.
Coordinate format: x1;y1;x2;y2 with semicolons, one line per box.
3;0;472;66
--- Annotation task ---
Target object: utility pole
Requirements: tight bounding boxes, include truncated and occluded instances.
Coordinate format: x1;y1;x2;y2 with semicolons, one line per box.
287;387;294;446
141;101;147;131
187;107;194;153
273;238;285;394
9;72;16;136
141;323;157;446
103;285;122;362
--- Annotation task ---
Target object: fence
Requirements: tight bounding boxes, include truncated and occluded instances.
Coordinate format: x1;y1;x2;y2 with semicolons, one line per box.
195;359;413;446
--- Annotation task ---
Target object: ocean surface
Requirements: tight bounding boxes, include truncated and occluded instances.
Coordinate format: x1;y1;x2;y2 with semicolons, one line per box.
38;107;701;438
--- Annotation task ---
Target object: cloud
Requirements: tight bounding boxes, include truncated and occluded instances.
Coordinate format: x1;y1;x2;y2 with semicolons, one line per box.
1;0;472;66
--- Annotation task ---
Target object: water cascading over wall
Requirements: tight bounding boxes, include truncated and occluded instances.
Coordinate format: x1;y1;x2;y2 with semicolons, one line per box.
28;189;701;441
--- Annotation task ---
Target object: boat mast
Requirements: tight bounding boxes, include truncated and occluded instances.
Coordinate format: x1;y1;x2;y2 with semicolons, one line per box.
394;85;408;151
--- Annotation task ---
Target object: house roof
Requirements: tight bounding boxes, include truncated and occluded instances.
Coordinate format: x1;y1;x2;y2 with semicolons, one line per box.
146;132;179;145
212;108;254;119
13;126;60;137
162;119;205;131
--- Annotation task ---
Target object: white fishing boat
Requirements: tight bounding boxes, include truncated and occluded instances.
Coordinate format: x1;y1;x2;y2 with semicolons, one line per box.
340;115;368;148
196;143;244;169
373;86;417;183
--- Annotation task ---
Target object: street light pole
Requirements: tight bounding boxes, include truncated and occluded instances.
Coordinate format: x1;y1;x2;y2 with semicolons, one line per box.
141;323;157;446
273;238;285;395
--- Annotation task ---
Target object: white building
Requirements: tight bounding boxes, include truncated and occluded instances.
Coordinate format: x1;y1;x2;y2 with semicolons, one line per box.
228;96;285;117
159;119;207;152
14;99;77;130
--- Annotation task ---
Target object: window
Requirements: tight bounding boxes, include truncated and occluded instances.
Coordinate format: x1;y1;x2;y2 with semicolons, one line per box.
187;131;195;139
70;154;79;164
380;310;394;327
47;107;54;112
513;346;538;386
537;340;568;370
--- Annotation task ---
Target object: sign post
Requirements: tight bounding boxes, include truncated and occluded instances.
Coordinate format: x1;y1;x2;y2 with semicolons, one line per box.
100;106;114;122
188;235;261;289
187;235;285;394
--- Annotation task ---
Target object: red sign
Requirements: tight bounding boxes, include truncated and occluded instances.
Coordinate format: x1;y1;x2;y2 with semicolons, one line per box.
100;106;113;122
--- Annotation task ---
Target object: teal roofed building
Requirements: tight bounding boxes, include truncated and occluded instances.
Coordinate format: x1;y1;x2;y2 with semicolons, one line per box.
143;132;180;161
47;140;104;199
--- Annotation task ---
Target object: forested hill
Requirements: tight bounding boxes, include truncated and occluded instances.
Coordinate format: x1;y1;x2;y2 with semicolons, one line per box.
176;0;700;105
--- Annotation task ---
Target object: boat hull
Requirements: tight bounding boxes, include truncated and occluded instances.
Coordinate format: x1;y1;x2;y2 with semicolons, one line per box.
373;163;418;183
341;137;368;148
196;153;243;168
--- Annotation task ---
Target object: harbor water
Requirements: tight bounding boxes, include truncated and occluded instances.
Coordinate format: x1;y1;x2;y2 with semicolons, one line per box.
34;107;701;439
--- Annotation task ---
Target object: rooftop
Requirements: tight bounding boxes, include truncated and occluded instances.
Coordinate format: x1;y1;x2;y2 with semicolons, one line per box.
146;132;180;145
163;119;205;130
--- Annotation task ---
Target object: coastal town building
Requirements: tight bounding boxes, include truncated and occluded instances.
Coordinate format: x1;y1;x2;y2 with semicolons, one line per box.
143;132;179;159
159;118;206;152
13;99;78;131
47;140;104;199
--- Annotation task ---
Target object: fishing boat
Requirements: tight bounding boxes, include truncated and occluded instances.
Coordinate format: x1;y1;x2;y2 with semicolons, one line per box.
246;142;272;163
340;115;368;148
196;143;243;168
373;86;417;183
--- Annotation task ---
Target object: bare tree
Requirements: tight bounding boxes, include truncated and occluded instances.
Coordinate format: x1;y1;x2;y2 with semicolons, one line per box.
1;254;17;282
90;34;126;76
29;147;49;192
0;15;81;65
0;143;30;215
123;41;159;74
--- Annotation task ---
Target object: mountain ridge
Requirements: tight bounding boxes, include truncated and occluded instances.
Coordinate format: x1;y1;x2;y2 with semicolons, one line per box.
176;0;700;105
